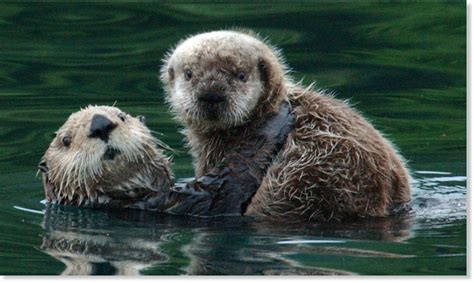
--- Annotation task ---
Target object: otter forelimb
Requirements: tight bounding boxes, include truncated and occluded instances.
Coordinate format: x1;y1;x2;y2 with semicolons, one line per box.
130;103;293;217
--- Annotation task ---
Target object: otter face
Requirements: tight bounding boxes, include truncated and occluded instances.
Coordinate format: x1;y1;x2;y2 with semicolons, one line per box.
39;106;172;207
161;31;287;129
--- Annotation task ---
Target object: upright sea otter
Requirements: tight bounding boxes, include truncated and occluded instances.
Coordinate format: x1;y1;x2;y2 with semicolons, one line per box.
160;30;411;221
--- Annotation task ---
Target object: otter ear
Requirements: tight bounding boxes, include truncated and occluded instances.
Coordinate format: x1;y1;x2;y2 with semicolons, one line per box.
167;67;175;82
159;64;174;85
258;57;285;115
159;51;175;87
137;115;146;125
258;58;269;86
258;57;284;95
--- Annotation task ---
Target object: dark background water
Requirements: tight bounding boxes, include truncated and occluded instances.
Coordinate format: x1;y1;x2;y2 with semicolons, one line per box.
0;2;466;275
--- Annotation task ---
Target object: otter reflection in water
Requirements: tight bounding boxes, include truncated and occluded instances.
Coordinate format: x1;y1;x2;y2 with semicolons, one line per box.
40;204;414;275
40;205;170;275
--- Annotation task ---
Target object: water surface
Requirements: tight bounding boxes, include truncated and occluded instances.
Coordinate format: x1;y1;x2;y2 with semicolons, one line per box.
0;2;466;275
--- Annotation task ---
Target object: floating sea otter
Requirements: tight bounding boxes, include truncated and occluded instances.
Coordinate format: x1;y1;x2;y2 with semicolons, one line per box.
160;30;411;221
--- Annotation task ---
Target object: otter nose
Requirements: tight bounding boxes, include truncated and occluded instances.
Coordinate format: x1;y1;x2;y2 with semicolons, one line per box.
198;92;225;104
89;114;116;142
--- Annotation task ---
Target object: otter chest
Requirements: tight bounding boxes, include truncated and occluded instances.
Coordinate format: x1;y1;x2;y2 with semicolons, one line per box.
193;128;255;176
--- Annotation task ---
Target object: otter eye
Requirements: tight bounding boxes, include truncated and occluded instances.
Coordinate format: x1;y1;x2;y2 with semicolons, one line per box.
62;136;71;147
237;71;246;82
118;112;126;122
184;69;193;81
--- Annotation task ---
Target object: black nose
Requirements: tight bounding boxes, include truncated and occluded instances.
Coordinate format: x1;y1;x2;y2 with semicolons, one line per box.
198;92;225;104
89;114;116;142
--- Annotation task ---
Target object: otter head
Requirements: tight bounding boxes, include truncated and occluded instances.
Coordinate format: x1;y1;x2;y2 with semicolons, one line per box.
160;30;289;129
39;106;172;207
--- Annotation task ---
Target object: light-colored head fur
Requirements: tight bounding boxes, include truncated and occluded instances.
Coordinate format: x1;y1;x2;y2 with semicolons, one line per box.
160;30;291;130
40;106;172;206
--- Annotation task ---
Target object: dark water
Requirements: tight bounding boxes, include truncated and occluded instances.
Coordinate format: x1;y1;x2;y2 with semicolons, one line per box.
0;2;466;275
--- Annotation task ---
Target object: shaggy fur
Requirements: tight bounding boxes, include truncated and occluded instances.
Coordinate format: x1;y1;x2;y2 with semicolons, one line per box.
245;88;411;221
161;30;411;222
40;106;172;207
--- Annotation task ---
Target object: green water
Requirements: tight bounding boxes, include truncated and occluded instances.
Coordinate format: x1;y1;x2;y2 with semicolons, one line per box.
0;2;466;275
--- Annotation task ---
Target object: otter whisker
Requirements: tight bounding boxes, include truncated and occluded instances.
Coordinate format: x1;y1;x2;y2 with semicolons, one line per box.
148;129;165;136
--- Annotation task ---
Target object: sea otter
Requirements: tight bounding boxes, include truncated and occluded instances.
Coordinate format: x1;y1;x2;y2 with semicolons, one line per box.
39;105;173;207
39;105;292;216
160;30;411;221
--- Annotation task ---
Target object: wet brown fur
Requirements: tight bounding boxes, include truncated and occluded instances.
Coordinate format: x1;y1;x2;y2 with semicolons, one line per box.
161;30;411;222
246;88;411;221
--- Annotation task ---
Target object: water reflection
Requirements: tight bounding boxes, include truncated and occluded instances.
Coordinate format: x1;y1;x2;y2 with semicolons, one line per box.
411;171;466;225
34;169;466;275
40;206;168;275
38;204;416;275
